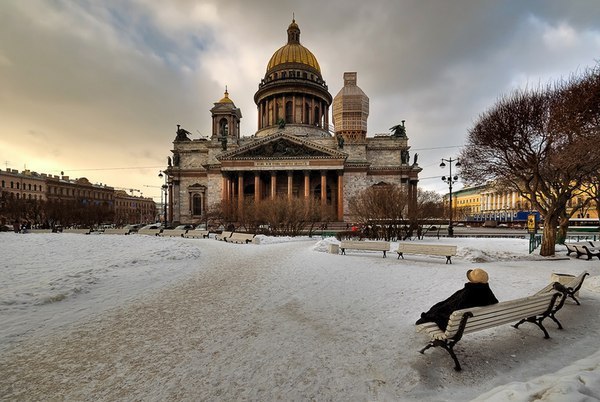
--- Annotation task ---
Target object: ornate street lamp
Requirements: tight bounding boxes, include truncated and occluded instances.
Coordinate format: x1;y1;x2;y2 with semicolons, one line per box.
158;171;168;227
440;157;461;237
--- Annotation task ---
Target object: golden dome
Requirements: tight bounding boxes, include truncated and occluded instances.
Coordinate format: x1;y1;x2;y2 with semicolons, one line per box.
217;87;233;104
266;19;321;75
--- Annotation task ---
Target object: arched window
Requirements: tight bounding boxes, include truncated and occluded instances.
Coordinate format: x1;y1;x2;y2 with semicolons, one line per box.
192;194;203;215
314;106;320;126
219;118;229;136
285;101;293;123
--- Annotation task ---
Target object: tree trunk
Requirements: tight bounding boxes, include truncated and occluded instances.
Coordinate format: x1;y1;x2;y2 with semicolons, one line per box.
557;215;569;245
540;215;558;256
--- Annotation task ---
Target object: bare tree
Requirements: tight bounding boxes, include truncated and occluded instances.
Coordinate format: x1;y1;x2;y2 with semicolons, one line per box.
348;183;409;240
461;66;600;255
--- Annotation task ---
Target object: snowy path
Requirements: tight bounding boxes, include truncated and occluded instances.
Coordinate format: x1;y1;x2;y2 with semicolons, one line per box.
1;236;599;401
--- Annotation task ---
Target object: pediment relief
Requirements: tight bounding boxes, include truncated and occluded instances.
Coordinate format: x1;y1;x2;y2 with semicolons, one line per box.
217;132;345;160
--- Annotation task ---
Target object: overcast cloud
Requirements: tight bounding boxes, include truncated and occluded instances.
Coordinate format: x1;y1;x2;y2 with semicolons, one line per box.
1;0;599;199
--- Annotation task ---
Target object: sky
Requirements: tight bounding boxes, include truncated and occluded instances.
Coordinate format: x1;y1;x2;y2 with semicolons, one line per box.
1;0;600;201
1;232;599;400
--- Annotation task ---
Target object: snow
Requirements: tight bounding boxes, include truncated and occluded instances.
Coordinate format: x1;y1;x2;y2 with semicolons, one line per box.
0;232;599;401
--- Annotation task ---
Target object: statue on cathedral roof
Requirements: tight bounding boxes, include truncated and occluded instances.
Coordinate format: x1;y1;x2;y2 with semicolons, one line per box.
175;124;191;141
390;120;407;138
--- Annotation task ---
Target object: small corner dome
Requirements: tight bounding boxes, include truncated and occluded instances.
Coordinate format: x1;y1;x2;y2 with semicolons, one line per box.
217;88;234;104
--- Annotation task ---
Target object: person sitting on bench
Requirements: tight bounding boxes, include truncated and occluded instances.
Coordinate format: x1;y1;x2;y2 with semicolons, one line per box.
415;268;499;330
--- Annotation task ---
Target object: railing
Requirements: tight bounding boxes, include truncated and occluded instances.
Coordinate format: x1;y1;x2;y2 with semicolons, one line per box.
529;234;542;254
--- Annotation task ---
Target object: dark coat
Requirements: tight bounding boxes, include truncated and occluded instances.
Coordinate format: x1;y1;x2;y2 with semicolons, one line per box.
415;282;499;331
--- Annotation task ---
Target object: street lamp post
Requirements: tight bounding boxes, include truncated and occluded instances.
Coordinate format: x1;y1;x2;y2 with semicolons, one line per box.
440;157;461;237
158;171;168;227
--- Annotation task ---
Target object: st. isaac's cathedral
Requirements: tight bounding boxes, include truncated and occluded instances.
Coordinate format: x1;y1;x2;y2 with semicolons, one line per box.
164;19;421;224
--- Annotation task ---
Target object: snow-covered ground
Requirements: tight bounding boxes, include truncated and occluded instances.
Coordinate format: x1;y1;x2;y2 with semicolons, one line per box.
0;232;599;401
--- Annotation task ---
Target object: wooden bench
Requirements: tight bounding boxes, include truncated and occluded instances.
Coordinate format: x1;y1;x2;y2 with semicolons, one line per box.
227;232;256;244
339;240;390;258
416;291;563;371
62;228;92;234
184;230;210;239
397;243;457;264
215;231;234;241
102;228;131;235
137;228;161;236
159;229;188;237
565;242;592;257
580;245;600;260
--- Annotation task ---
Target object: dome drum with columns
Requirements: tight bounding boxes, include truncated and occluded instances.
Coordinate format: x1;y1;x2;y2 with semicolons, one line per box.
254;19;332;138
165;19;421;226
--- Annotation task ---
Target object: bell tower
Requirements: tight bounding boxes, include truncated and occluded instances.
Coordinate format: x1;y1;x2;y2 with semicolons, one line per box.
211;87;242;142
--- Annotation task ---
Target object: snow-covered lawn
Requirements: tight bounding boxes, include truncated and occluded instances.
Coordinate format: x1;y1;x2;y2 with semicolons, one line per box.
1;233;599;401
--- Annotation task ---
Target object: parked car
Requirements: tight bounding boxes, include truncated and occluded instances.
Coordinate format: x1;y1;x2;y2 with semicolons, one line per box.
0;224;13;232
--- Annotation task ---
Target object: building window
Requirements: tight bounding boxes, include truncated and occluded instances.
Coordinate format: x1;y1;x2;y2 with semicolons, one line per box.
192;194;203;215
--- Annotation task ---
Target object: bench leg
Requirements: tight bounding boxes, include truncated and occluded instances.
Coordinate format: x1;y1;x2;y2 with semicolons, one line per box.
397;252;403;260
383;251;387;258
420;340;462;371
568;292;581;306
512;317;551;339
341;248;346;255
548;313;563;330
446;256;452;264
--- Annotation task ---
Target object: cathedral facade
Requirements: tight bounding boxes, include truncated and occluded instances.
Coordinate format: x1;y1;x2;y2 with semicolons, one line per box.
165;20;421;225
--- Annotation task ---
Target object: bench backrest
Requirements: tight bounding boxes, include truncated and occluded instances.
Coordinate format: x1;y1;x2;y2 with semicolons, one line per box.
160;229;188;237
229;233;256;243
444;292;560;339
137;229;161;236
397;243;457;255
340;240;390;251
63;228;91;234
102;228;131;235
28;229;53;234
216;231;234;240
184;230;209;238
